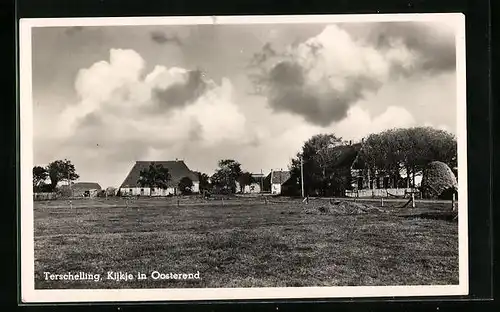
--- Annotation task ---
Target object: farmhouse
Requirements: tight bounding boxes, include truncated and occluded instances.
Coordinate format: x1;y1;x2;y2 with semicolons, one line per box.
347;143;415;198
69;182;102;198
236;173;265;194
119;160;199;196
264;170;292;195
292;142;415;198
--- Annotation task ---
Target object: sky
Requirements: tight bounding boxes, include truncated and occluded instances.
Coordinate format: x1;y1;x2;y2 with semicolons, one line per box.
31;19;459;188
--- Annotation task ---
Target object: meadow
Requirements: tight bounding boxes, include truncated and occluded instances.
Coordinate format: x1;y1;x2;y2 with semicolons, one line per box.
33;196;459;289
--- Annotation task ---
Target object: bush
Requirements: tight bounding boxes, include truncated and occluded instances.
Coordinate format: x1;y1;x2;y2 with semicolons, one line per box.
178;177;194;195
56;185;72;198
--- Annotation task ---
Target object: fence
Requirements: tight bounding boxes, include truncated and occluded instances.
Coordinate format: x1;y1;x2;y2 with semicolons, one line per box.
33;192;58;201
345;188;420;198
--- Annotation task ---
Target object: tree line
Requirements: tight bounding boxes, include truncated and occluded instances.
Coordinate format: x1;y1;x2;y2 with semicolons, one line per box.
287;126;457;197
33;126;456;198
33;158;258;196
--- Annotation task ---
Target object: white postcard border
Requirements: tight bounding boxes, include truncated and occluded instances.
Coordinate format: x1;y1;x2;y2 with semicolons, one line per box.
20;13;468;303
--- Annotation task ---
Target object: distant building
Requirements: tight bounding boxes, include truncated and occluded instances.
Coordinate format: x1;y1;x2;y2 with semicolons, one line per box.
119;160;199;196
236;173;265;194
263;170;292;195
70;182;102;198
346;142;419;197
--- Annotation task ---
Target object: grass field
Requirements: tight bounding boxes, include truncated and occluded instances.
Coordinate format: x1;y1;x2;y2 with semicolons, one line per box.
33;196;459;289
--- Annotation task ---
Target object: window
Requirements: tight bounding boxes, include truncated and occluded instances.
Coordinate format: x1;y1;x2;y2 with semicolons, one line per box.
140;188;144;195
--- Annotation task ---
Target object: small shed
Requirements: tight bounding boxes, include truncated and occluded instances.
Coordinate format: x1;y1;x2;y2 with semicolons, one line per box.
71;182;102;198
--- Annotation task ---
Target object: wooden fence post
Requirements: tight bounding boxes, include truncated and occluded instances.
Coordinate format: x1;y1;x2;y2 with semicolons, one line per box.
452;193;456;211
381;197;384;207
411;193;415;208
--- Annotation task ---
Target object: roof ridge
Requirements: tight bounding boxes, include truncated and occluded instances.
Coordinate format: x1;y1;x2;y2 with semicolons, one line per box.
119;160;198;189
136;160;183;162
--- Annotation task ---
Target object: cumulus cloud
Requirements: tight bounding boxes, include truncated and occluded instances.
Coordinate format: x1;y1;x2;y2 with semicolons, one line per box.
333;106;416;140
55;49;248;175
250;22;456;127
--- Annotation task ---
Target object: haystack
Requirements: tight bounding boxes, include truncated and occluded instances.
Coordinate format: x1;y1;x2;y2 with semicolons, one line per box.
420;161;458;199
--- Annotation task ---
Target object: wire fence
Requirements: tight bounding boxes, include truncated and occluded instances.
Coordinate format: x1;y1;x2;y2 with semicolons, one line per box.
33;192;457;212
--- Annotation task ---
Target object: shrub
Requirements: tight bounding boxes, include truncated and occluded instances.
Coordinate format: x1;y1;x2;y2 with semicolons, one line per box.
178;177;194;195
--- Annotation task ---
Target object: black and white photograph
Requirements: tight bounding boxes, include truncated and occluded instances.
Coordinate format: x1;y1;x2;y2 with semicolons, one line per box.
20;14;468;302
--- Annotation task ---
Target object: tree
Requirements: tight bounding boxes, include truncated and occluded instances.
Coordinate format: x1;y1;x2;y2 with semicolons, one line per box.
47;159;79;191
358;127;457;188
33;166;48;192
105;187;117;197
211;159;243;194
178;177;194;195
289;133;344;196
137;163;171;195
193;171;211;191
237;172;254;193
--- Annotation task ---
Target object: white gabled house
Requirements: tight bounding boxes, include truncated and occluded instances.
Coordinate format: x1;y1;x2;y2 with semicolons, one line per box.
118;160;200;196
265;170;291;195
235;173;265;194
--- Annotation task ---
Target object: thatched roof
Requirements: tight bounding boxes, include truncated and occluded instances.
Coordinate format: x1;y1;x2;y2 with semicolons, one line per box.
270;171;291;185
120;160;199;189
72;182;102;191
420;161;458;199
60;182;101;191
330;143;362;168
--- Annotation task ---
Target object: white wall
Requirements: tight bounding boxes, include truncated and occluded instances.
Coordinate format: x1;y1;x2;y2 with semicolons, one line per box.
121;187;176;196
236;182;262;194
192;181;200;193
247;183;261;194
121;183;200;196
271;183;282;195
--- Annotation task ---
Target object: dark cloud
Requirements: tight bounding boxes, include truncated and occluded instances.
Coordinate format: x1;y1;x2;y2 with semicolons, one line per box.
79;112;103;127
341;22;456;74
249;22;456;127
152;69;208;111
266;61;381;126
150;31;182;45
64;26;84;36
249;42;278;67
